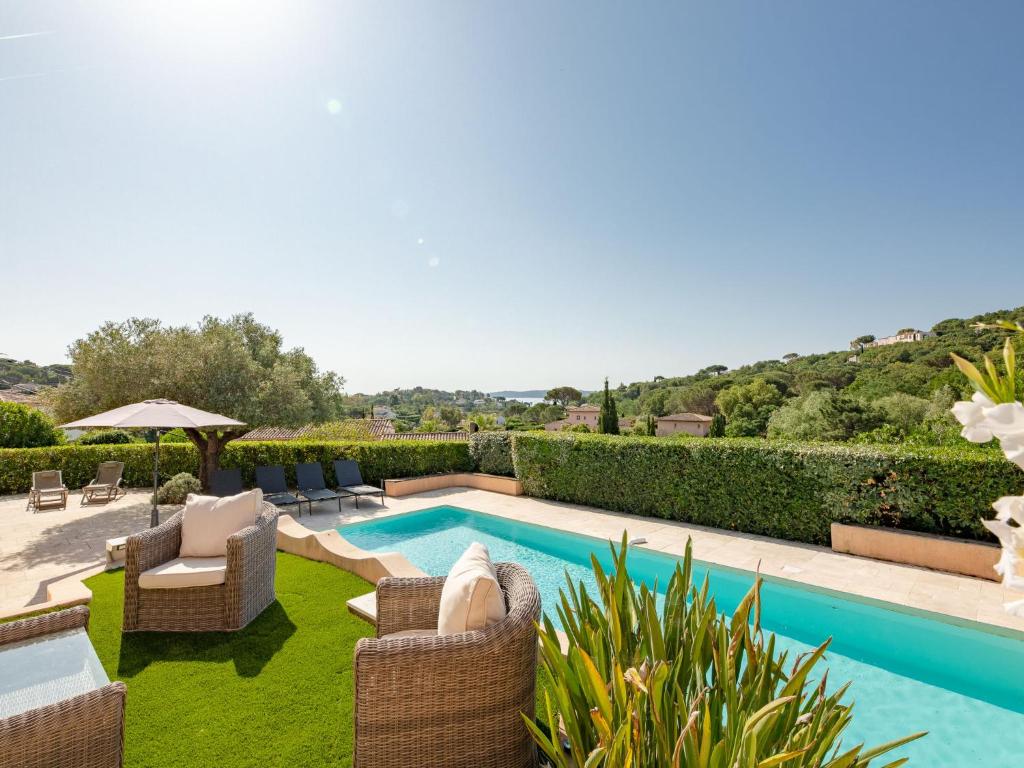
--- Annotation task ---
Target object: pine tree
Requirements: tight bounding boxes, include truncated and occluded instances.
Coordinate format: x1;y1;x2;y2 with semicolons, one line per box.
598;378;620;434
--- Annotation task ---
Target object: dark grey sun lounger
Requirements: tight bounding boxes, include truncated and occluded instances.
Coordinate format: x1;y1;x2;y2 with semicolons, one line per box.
295;462;342;513
210;468;243;497
255;465;304;515
333;460;385;508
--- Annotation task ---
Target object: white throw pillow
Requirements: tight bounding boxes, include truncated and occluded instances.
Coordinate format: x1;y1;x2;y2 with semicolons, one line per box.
437;542;507;636
179;489;261;558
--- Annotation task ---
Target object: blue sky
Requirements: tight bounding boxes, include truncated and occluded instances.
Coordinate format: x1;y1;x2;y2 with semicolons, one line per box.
2;2;1022;394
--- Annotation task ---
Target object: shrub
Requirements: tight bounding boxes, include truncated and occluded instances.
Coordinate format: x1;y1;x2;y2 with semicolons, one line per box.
562;423;591;433
766;391;883;442
510;432;1022;543
0;402;65;448
468;432;514;476
528;536;922;767
303;420;375;441
154;472;201;504
78;429;136;445
161;428;191;443
0;440;473;495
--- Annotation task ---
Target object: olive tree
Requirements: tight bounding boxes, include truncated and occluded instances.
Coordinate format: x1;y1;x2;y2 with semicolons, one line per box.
49;315;344;489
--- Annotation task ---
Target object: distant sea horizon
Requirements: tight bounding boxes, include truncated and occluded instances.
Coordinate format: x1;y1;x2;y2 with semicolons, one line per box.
489;389;592;406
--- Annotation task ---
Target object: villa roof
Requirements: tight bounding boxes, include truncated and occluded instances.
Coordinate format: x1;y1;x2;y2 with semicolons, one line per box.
238;418;395;441
237;425;312;441
381;431;470;441
659;412;713;423
366;418;396;437
0;389;45;408
567;404;600;412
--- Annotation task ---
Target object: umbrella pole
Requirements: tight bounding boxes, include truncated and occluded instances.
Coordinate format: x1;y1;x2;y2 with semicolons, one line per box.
151;429;162;528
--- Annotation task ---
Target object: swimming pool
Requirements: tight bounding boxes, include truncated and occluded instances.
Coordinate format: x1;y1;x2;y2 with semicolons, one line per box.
341;505;1024;766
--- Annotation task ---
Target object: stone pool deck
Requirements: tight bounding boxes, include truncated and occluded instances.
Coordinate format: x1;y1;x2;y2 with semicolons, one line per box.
2;486;1023;633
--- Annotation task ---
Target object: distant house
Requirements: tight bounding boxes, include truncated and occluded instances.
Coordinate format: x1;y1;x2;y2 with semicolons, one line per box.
564;404;601;429
544;409;633;433
853;330;935;350
656;413;712;437
372;405;397;420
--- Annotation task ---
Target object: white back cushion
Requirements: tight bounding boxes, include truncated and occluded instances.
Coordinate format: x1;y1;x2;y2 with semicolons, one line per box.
437;542;507;636
179;489;261;558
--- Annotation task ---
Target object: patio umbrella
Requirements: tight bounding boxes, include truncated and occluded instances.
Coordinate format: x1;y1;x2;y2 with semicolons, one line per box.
61;399;245;527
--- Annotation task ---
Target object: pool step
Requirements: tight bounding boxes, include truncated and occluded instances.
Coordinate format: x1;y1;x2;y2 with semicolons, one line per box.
348;591;377;625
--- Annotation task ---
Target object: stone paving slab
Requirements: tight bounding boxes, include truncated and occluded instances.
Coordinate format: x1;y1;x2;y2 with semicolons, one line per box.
0;489;180;610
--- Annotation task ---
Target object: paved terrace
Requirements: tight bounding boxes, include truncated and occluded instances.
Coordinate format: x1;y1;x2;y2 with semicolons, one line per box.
2;486;1022;633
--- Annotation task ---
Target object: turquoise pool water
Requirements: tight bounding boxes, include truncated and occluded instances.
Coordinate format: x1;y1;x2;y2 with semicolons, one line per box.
341;506;1024;766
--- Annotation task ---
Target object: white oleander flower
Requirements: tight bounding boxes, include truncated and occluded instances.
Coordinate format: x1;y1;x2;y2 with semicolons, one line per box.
984;401;1024;440
985;497;1024;600
999;433;1024;470
952;392;996;443
993;495;1024;524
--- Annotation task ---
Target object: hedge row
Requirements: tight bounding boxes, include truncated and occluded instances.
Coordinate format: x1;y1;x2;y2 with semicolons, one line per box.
468;432;515;476
510;432;1022;544
0;439;473;495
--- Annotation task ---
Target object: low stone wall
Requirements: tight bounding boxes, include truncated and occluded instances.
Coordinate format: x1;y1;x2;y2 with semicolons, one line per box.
384;472;523;497
830;523;1000;581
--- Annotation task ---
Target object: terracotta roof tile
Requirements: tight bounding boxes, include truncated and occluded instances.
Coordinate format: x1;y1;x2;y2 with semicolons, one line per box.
380;431;470;441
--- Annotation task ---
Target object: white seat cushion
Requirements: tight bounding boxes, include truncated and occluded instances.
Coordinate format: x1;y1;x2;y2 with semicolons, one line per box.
179;489;262;558
138;557;227;589
437;542;507;636
380;629;438;640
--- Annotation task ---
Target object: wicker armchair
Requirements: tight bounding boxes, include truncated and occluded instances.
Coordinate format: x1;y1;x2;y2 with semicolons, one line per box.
0;607;126;768
123;501;278;632
354;563;541;768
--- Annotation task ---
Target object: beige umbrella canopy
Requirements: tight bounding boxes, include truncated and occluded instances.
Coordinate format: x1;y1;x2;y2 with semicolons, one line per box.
62;399;244;527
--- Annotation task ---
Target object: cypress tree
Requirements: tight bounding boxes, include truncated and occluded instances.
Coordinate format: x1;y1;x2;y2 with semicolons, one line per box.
599;378;620;435
709;412;726;437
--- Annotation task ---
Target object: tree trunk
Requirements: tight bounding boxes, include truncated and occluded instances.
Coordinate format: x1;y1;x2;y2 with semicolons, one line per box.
183;429;245;492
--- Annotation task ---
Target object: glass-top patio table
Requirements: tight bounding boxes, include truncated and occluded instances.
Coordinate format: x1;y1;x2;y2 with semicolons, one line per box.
0;626;110;719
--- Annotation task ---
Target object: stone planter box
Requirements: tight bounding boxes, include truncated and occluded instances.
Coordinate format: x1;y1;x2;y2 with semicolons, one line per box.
830;522;1000;581
384;472;523;498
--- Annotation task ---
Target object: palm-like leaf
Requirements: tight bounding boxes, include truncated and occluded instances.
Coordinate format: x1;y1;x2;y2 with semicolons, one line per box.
525;535;925;767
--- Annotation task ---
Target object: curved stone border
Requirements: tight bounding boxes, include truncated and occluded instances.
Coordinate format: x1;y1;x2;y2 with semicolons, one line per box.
276;514;427;583
0;563;106;622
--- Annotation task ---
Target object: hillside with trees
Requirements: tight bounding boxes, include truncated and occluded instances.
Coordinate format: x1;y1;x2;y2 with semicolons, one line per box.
0;357;71;388
587;305;1024;447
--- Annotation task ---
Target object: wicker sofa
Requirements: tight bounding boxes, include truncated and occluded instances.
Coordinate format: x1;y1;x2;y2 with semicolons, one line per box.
0;606;126;768
123;501;278;632
353;562;541;768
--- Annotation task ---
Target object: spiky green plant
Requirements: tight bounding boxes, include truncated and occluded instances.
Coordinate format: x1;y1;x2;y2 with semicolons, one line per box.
524;536;924;767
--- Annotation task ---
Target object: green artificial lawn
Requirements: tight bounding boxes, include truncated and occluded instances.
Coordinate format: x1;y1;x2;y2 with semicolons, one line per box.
84;553;374;768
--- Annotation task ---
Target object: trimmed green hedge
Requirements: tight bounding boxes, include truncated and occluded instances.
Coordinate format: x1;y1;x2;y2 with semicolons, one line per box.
468;432;515;476
510;432;1021;544
0;440;473;495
